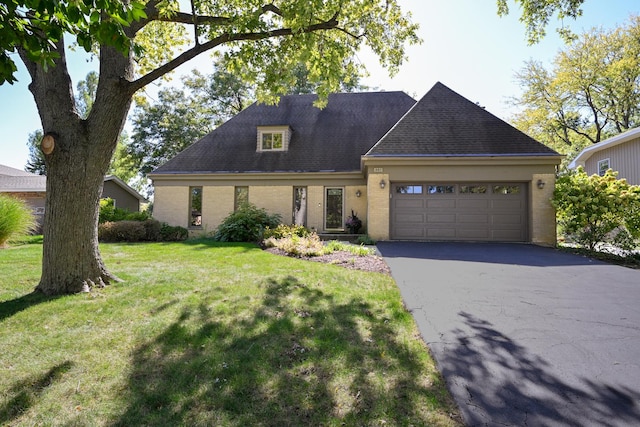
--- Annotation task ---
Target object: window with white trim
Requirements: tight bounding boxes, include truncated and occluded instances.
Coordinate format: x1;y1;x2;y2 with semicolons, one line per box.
598;158;610;176
257;126;291;152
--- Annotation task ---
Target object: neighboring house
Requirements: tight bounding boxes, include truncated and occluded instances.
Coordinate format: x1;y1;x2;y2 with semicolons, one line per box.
151;82;562;245
569;127;640;185
0;165;146;230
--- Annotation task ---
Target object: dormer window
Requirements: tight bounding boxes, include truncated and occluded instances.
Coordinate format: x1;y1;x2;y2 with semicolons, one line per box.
257;126;291;152
262;132;283;150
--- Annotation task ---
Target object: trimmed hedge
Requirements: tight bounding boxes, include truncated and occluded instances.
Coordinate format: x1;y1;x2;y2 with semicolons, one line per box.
98;219;187;242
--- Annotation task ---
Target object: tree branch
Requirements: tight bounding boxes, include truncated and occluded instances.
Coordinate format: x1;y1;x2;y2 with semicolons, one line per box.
128;14;339;93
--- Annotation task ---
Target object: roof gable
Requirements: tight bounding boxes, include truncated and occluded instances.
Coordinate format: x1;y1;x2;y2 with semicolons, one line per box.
366;82;559;157
569;127;640;169
153;92;417;175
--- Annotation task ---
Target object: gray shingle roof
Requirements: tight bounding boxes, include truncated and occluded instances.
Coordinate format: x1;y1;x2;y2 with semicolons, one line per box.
0;164;46;192
153;92;417;174
366;82;559;157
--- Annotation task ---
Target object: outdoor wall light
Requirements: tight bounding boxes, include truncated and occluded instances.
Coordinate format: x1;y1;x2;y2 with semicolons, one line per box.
379;179;386;189
537;179;545;189
355;189;362;198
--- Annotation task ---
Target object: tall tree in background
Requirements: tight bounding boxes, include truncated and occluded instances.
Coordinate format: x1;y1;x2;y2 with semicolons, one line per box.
3;0;419;295
511;15;640;160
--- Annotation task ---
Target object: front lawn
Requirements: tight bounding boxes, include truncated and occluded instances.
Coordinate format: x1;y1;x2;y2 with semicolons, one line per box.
0;240;461;426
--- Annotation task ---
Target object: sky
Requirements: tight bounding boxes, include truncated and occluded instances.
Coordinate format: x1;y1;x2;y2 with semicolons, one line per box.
1;0;638;170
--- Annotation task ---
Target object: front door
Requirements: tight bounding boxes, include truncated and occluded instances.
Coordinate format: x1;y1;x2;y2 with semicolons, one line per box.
325;188;344;230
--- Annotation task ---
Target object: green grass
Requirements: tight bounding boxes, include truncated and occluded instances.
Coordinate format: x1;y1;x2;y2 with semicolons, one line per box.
0;240;461;426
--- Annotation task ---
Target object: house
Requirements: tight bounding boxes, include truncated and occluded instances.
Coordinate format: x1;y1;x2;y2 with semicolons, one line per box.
150;82;562;245
0;165;147;230
569;127;640;185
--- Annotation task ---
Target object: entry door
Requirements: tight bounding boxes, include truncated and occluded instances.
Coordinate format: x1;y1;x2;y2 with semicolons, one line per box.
325;188;344;230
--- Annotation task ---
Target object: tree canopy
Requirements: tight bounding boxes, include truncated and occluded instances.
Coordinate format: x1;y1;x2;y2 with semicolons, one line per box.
510;15;640;160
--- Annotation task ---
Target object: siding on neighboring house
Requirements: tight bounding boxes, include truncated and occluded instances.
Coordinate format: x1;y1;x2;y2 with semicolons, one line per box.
102;179;141;212
583;136;640;184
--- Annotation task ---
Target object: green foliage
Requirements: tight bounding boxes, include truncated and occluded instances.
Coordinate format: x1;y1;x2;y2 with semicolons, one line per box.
159;223;188;242
98;219;186;242
497;0;585;44
325;240;375;256
263;224;311;240
511;16;640;162
356;234;377;245
213;204;281;242
553;167;640;252
99;221;146;243
24;129;45;175
0;1;147;84
99;198;150;224
0;195;36;246
264;232;326;257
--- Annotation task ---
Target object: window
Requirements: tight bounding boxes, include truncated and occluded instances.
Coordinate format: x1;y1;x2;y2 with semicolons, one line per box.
460;185;487;194
598;158;610;176
235;186;248;210
493;185;520;195
325;188;343;230
261;132;283;150
427;185;455;194
396;185;423;194
293;187;307;226
257;126;290;152
189;187;202;227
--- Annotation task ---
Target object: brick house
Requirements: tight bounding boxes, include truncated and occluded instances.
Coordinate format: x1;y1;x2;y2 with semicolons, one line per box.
150;82;562;245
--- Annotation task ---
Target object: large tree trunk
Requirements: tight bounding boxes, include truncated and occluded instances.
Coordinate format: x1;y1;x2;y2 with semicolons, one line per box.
20;42;135;295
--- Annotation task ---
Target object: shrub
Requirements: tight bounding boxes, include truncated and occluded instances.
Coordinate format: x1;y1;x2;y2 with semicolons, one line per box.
0;194;36;246
263;224;311;239
99;221;146;242
356;234;376;245
553;167;640;252
160;223;188;241
99;198;150;224
213;203;281;242
264;233;326;257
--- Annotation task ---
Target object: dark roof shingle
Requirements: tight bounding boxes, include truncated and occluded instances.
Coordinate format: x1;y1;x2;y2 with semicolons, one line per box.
153;92;417;174
366;82;559;157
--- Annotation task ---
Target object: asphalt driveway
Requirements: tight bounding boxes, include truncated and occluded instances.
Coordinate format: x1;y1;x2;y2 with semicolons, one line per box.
377;242;640;427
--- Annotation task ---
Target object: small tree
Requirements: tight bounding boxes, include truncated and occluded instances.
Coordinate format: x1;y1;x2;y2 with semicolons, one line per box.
0;195;36;246
553;167;640;252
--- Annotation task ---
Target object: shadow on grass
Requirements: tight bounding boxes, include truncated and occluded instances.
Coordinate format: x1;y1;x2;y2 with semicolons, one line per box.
109;276;456;426
439;312;640;426
0;361;74;425
0;292;60;322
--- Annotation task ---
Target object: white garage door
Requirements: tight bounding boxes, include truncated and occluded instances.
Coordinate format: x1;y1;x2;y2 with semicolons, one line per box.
391;183;528;241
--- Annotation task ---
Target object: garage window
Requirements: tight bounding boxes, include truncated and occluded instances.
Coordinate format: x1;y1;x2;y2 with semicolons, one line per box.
396;185;423;194
493;185;520;195
428;185;455;194
460;185;487;194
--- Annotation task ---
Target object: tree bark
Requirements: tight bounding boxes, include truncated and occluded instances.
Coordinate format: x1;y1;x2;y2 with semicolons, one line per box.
20;42;134;295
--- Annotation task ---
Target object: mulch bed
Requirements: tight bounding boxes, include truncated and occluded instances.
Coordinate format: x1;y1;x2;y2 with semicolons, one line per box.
264;247;391;275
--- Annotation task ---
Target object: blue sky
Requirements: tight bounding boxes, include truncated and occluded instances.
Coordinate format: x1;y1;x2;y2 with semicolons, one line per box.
1;0;638;170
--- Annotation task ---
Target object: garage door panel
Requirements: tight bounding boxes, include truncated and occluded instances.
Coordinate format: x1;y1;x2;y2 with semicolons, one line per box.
391;183;527;242
427;214;456;223
457;199;489;209
395;213;425;223
427;228;457;238
457;214;489;223
394;227;426;239
491;200;524;210
395;199;425;209
427;199;456;209
493;214;523;225
458;228;490;239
